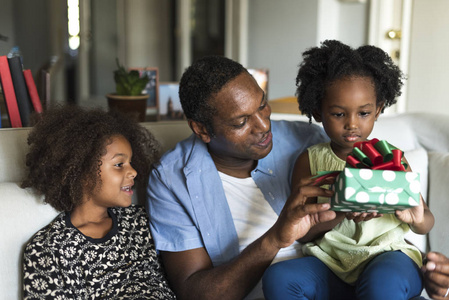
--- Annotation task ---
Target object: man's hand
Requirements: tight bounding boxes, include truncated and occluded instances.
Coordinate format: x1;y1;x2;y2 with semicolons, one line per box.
160;177;337;300
267;177;337;249
422;252;449;299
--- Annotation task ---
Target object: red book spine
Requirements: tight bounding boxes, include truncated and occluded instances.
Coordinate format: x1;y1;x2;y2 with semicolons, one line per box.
0;56;22;127
23;69;43;113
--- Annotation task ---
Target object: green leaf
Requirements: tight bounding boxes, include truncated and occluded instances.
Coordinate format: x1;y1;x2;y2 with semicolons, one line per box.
113;59;150;96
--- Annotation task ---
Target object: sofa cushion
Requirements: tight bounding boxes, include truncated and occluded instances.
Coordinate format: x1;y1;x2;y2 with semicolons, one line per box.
402;147;429;253
369;114;420;152
0;182;58;300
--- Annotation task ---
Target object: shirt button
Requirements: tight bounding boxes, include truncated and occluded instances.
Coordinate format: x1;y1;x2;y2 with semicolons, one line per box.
268;169;273;174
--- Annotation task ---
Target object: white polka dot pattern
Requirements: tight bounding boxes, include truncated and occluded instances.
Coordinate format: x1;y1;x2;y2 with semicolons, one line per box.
330;168;421;213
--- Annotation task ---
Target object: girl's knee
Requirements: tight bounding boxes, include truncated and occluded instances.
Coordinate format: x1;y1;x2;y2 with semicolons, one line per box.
356;252;423;300
262;262;292;294
262;260;313;300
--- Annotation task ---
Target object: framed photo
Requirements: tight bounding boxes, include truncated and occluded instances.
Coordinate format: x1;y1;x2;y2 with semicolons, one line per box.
248;68;269;99
158;82;185;121
130;67;159;111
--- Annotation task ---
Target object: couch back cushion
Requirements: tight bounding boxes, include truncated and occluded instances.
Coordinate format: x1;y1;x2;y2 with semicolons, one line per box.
0;128;30;183
0;122;192;184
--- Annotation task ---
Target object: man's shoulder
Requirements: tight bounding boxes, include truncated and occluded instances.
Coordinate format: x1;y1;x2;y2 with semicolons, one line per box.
272;119;327;143
272;119;322;134
156;134;197;167
152;133;213;177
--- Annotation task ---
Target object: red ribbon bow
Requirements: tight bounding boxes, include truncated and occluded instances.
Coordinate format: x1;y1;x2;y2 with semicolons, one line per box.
346;138;406;171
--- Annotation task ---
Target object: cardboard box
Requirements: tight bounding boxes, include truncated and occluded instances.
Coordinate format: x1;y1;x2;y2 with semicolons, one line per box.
331;168;420;213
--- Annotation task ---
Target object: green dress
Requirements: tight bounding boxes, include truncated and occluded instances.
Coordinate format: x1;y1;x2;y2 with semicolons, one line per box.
302;142;422;284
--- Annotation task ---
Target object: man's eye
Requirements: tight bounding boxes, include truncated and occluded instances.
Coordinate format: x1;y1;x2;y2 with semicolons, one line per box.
234;119;247;128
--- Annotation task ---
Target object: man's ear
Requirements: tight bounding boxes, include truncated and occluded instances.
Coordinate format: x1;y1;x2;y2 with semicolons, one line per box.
312;110;322;123
188;120;211;143
375;102;385;120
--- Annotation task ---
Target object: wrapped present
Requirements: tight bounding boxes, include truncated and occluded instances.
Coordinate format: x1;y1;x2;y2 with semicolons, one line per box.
331;168;421;213
329;139;421;213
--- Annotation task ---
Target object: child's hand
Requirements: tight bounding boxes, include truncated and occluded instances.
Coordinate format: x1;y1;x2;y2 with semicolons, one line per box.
345;212;383;223
395;196;425;227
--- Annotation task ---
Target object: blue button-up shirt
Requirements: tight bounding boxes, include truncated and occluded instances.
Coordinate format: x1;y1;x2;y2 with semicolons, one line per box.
147;120;328;266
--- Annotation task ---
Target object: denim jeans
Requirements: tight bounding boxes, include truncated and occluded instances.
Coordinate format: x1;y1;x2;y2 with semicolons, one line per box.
263;251;423;300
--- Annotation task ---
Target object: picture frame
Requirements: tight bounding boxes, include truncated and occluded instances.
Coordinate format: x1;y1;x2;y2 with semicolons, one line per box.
158;82;185;121
248;68;269;99
130;67;159;118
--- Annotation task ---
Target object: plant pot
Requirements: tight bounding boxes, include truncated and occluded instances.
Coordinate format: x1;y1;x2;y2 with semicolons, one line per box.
106;93;148;122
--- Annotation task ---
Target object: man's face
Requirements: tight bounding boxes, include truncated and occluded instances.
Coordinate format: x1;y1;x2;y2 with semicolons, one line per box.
206;72;272;167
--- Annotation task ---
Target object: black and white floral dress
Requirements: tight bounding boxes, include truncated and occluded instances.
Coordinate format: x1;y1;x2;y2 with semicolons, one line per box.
23;205;176;299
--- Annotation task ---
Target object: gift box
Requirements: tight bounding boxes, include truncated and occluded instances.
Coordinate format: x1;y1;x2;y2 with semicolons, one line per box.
326;139;421;213
330;167;421;213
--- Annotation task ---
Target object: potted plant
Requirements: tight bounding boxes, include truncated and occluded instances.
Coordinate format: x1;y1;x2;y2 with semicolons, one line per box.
106;59;150;122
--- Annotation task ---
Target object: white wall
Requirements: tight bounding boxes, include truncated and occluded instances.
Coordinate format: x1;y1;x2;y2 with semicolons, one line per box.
247;0;318;100
0;0;15;56
0;0;52;75
123;0;173;81
246;0;368;100
406;0;449;115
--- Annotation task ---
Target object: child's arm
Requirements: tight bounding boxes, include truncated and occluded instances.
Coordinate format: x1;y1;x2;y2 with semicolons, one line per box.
291;151;346;243
395;156;435;234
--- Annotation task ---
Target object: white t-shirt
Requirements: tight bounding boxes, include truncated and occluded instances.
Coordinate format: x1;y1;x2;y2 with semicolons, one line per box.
219;172;303;299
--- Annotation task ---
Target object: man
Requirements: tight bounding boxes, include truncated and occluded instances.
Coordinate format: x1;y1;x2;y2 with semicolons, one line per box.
147;55;333;299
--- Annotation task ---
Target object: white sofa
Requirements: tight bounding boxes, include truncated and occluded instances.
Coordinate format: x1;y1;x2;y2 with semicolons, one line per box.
1;113;449;299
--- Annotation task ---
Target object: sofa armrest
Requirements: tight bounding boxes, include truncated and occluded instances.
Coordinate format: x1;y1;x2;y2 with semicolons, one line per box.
0;183;58;300
427;152;449;256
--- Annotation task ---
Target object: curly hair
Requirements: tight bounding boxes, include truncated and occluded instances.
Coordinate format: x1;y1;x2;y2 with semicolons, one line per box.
296;40;405;122
179;55;246;135
21;105;161;212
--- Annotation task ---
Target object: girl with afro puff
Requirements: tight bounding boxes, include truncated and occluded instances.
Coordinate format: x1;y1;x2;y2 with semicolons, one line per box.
22;105;176;299
263;40;434;299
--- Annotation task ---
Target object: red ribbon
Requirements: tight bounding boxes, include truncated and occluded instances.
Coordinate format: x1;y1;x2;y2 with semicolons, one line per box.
346;139;406;171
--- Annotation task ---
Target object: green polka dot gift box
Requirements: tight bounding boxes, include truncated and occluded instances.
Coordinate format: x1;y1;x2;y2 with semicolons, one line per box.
313;138;421;213
330;168;420;213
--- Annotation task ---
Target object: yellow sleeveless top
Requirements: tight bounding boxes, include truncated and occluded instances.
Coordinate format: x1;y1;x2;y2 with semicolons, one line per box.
302;142;422;284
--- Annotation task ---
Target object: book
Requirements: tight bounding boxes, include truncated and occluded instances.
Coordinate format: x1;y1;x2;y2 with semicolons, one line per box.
23;69;43;113
0;56;22;128
8;56;32;126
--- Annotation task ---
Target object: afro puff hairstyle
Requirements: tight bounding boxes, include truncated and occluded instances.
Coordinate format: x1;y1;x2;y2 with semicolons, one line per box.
21;105;160;212
296;40;405;123
179;55;246;135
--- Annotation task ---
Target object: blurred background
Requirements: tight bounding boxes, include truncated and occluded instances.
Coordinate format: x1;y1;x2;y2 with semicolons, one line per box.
1;0;448;116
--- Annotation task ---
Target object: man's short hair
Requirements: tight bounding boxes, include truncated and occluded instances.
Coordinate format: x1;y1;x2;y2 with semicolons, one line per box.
179;55;246;135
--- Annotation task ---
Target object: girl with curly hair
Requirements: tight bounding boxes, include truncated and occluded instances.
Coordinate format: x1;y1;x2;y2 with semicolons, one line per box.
22;105;176;299
263;40;434;300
